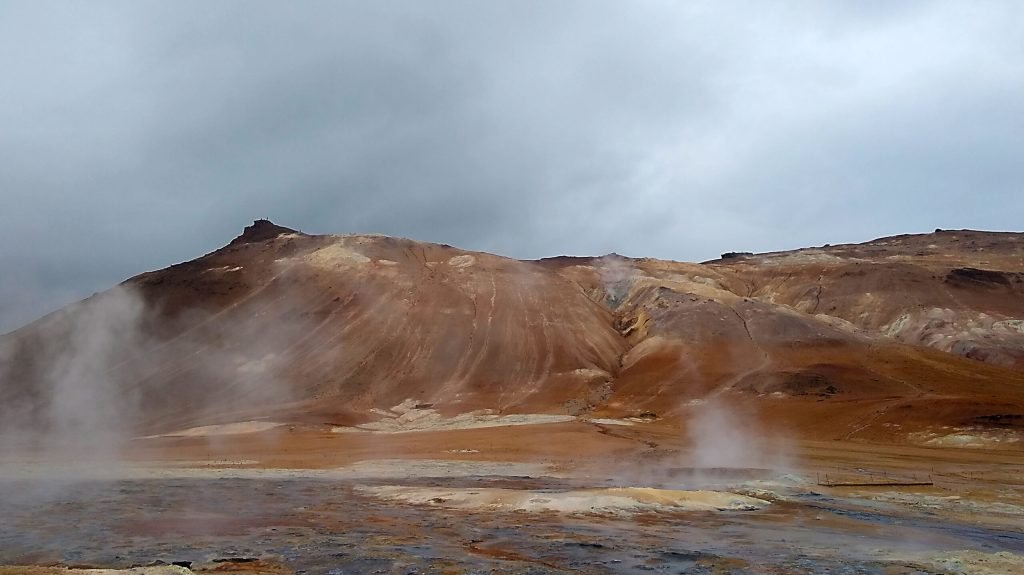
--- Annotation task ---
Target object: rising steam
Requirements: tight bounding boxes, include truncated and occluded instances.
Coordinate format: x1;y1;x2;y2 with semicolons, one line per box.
0;270;309;469
598;255;634;308
686;398;792;471
0;286;149;462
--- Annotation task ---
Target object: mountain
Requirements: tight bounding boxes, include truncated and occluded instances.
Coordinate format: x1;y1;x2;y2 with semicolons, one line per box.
2;221;1023;445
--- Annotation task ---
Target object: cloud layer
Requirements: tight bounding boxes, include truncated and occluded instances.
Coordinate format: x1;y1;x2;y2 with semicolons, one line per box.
1;1;1022;331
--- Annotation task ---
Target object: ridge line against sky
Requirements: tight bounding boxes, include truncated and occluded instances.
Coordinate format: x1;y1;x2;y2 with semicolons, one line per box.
1;1;1022;331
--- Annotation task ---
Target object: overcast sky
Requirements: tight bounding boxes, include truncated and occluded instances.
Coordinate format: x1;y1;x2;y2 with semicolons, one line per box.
1;1;1022;332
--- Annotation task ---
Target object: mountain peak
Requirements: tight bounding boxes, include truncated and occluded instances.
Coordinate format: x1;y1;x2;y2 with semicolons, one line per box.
230;219;299;245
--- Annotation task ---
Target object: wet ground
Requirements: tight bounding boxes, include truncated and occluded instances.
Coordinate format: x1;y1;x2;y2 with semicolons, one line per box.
3;466;1023;574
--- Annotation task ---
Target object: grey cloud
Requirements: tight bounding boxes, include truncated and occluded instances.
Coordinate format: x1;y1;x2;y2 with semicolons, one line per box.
1;1;1022;331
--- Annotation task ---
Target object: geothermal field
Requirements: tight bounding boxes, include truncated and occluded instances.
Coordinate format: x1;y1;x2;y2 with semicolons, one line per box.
2;221;1024;574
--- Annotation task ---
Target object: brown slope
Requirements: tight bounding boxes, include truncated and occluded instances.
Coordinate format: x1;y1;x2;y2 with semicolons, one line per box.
0;222;626;436
704;229;1024;370
539;247;1024;442
1;223;1023;447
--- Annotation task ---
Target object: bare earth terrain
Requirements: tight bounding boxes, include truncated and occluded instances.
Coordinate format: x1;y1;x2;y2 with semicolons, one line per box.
2;222;1024;573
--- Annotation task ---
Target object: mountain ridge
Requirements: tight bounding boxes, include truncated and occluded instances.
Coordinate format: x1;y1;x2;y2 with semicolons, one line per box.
1;222;1023;448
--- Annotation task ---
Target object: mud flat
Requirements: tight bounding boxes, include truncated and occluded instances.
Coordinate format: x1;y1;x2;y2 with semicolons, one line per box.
3;470;1023;573
4;426;1024;574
